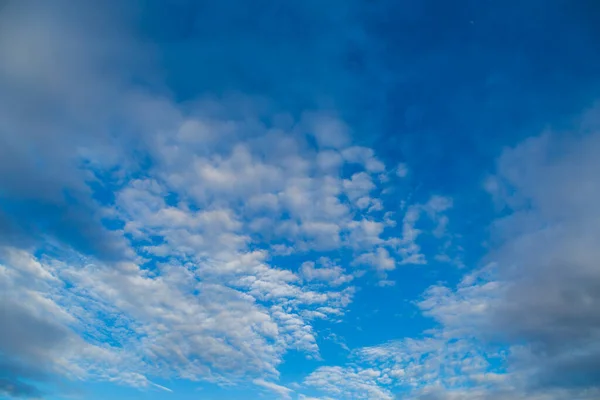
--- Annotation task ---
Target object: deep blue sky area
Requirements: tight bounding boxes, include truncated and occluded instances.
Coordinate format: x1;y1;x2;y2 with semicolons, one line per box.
135;0;600;191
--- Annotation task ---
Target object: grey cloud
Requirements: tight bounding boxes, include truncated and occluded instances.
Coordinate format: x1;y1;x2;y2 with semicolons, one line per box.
484;125;600;390
410;387;600;400
0;0;147;260
412;121;600;396
0;302;71;361
0;300;74;399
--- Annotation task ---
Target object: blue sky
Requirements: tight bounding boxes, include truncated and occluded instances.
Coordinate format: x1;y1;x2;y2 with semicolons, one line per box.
1;1;600;399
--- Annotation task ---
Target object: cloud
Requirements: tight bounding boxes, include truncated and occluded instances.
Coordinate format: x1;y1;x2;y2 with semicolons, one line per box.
0;377;43;399
302;111;600;400
0;249;118;397
305;113;351;149
253;379;293;399
1;2;553;399
395;163;409;178
0;241;350;392
304;366;394;400
353;247;396;273
3;64;442;392
0;5;427;395
383;195;454;267
341;146;386;173
300;259;353;287
0;0;142;259
298;395;335;400
452;123;600;395
343;172;376;202
478;123;600;389
0;46;425;395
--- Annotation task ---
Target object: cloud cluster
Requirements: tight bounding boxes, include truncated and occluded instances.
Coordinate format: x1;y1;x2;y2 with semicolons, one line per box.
480;126;600;390
7;2;596;400
0;3;459;398
304;366;395;400
1;87;450;397
303;115;600;399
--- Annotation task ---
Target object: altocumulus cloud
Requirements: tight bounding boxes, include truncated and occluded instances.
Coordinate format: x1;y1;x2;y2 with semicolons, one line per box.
1;1;600;400
0;1;448;398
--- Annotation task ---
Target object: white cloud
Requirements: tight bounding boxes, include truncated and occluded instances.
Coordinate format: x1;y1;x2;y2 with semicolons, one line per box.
298;395;336;400
304;112;350;149
353;247;396;272
341;146;386;173
343;172;376;201
300;259;353;287
304;366;394;400
347;219;385;248
253;378;293;399
316;150;344;171
385;195;455;266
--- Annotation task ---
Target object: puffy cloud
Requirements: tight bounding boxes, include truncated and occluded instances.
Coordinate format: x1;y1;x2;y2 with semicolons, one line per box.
341;146;386;173
0;240;354;393
343;172;376;202
353;247;396;273
354;332;505;395
300;259;354;287
304;366;394;400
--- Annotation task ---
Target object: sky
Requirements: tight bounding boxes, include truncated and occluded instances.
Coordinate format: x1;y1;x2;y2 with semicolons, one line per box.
1;0;600;399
